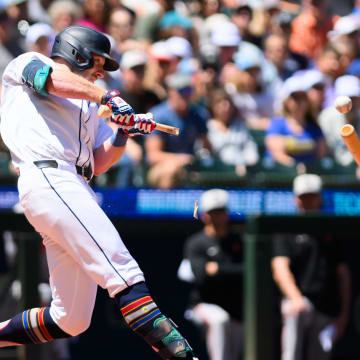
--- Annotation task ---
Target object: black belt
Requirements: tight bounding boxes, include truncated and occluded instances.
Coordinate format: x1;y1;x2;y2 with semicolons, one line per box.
33;160;93;181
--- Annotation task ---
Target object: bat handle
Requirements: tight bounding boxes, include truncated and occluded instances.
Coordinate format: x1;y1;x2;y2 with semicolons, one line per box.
155;122;180;136
98;105;112;118
98;105;180;136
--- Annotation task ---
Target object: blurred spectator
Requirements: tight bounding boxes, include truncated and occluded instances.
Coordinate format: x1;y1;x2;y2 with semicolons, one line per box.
144;40;177;100
158;8;194;41
327;14;360;62
228;2;259;46
346;58;360;77
27;0;51;24
302;69;326;122
245;0;282;47
134;0;176;44
353;0;360;17
264;33;303;82
318;75;360;167
145;72;210;189
230;42;275;130
0;12;15;81
278;69;327;121
107;7;148;56
289;0;334;59
190;0;227;49
77;0;111;33
48;0;83;33
193;43;220;107
271;173;351;360
1;0;28;56
178;188;244;360
119;49;161;113
205;88;259;176
24;22;55;56
4;0;28;23
265;76;328;167
315;44;345;108
330;40;357;80
210;20;241;68
166;35;194;70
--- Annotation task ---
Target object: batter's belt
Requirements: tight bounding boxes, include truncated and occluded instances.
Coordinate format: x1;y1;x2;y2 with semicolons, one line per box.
33;160;93;181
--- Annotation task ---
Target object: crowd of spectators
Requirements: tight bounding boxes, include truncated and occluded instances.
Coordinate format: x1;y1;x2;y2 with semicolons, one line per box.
0;0;360;189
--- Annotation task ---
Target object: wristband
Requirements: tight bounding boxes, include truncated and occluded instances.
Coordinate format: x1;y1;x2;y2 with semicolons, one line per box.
101;92;107;105
110;129;128;147
101;89;121;105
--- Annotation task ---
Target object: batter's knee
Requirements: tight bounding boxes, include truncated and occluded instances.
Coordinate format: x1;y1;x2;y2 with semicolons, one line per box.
62;318;92;336
50;306;92;337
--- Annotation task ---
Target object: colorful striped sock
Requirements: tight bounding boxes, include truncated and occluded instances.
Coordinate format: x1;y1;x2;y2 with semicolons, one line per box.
116;282;194;359
0;307;70;347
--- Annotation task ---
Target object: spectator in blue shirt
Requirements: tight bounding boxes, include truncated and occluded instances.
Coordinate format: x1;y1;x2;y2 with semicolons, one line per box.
145;72;211;188
265;76;328;166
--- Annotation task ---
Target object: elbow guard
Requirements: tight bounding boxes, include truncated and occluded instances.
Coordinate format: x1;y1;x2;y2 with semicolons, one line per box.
22;59;52;96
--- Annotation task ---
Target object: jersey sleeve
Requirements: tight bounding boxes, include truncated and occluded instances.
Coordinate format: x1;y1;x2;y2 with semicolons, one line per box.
272;233;292;258
2;52;54;86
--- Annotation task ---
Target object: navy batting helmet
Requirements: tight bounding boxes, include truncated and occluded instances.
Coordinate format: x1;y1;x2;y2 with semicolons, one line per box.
51;26;119;71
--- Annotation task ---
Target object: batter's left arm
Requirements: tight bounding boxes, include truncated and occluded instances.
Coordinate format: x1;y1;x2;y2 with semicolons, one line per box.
93;114;155;175
93;140;126;176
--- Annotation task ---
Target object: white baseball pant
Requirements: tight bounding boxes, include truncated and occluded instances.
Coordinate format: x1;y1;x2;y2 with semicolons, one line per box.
17;161;145;336
281;298;333;360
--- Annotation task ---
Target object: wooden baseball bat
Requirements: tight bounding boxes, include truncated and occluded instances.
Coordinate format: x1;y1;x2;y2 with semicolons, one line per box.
340;124;360;166
98;105;180;136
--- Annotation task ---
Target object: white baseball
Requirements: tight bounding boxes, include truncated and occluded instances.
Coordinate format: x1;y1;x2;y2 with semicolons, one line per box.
334;96;352;114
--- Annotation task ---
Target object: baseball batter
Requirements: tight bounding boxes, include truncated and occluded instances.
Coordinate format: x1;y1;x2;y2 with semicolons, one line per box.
0;25;198;360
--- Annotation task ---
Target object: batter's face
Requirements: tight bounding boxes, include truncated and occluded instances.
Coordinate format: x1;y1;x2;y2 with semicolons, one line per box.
79;54;105;82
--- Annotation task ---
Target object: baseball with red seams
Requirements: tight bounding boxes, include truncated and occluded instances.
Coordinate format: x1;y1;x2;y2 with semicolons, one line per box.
334;96;352;114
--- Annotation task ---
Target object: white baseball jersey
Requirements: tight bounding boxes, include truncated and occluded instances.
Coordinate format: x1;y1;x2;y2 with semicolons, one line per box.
0;51;145;336
1;51;112;170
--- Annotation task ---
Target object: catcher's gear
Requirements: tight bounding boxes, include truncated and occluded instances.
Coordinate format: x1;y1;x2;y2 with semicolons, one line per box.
51;25;119;71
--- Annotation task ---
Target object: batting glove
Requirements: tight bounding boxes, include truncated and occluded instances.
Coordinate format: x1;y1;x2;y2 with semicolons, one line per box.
113;113;156;137
101;89;135;117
